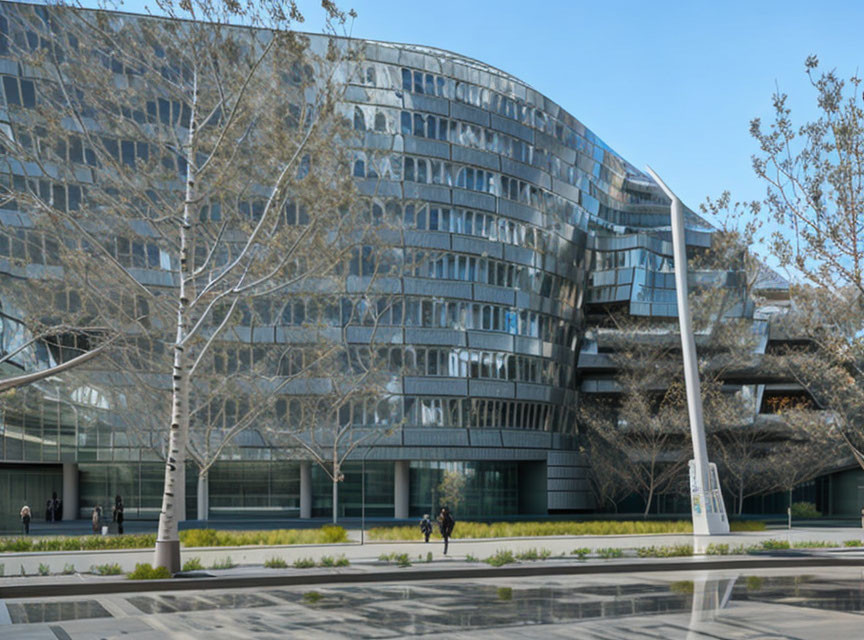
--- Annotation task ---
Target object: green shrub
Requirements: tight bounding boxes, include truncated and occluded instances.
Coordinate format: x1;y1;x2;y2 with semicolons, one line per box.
705;543;729;555
731;544;760;555
378;552;411;567
760;539;791;550
844;540;863;547
319;555;335;567
426;552;433;563
636;544;692;558
515;548;552;561
37;563;50;576
264;557;288;569
395;553;411;567
333;555;349;567
730;521;767;532
484;549;516;567
302;591;322;604
497;586;513;600
465;553;479;562
791;540;833;548
91;563;123;576
597;547;623;559
366;519;765;541
179;526;348;548
209;557;236;570
790;502;821;519
572;547;590;560
0;534;157;553
293;557;316;569
181;557;203;571
62;563;75;575
128;563;172;580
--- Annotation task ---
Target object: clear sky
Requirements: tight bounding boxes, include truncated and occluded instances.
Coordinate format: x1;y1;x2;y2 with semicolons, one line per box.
84;0;862;214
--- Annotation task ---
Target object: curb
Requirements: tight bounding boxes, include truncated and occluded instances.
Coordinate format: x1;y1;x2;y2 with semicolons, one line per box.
2;555;862;599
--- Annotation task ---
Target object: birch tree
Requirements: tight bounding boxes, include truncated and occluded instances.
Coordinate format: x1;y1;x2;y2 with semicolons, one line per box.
0;0;361;571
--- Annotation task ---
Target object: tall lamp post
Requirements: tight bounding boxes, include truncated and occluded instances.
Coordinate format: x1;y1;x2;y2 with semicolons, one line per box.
646;167;729;535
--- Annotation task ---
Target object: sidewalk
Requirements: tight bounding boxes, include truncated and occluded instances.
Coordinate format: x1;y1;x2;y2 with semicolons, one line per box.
1;526;862;577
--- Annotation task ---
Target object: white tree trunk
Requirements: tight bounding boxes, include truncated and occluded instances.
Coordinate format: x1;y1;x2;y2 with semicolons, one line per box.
154;66;197;573
154;341;190;572
332;474;338;524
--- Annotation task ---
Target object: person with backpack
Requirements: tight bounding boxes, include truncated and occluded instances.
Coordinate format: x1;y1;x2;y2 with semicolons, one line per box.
437;507;455;555
420;514;433;543
20;505;31;535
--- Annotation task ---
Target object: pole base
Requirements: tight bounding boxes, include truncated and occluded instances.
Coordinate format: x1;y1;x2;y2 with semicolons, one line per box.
689;460;730;535
154;539;181;573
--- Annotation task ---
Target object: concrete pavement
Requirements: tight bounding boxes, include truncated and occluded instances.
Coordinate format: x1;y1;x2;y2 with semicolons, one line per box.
1;526;863;576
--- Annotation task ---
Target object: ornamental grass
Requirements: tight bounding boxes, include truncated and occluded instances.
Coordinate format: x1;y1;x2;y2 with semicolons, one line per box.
367;519;764;541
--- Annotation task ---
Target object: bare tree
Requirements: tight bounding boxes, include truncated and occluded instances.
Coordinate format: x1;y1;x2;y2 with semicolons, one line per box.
0;0;363;571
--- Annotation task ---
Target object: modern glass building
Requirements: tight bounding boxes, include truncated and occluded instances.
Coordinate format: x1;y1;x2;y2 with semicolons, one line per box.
1;1;835;527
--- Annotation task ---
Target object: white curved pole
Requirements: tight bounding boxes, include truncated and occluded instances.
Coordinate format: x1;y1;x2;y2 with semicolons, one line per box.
646;167;729;535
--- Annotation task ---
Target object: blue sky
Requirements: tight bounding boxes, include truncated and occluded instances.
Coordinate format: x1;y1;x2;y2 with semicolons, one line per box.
89;0;861;219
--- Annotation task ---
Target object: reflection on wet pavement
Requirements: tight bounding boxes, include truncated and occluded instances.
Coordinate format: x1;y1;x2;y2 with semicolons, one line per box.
128;592;273;614
6;600;111;624
6;570;864;638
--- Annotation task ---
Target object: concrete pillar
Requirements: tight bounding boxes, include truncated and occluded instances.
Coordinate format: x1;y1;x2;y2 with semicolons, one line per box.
196;471;209;521
299;461;312;519
62;463;78;521
394;460;410;519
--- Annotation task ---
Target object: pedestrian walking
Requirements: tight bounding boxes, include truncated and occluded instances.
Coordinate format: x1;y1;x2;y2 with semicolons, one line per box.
52;492;61;522
20;505;31;535
437;507;455;555
112;495;125;535
45;498;54;523
92;505;102;534
420;514;433;543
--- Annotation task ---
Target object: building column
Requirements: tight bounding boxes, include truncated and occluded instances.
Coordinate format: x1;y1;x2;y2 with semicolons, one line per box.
62;463;79;521
196;470;209;521
394;460;410;519
300;461;312;519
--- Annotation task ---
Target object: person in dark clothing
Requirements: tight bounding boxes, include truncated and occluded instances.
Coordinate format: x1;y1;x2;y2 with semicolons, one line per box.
20;505;31;535
112;495;124;535
437;507;455;555
51;492;60;523
420;514;433;543
46;498;54;523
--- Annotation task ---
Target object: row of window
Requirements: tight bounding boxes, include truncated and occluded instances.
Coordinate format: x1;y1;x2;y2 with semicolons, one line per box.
397;66;619;182
407;248;576;305
274;392;562;431
356;104;628;208
591;248;674;274
223;293;574;343
406;396;560;431
407;204;549;251
397;154;572;214
358;104;610;200
212;341;571;387
405;346;571;387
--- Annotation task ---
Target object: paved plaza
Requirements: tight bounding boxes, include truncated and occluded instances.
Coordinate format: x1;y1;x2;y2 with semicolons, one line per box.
3;566;864;638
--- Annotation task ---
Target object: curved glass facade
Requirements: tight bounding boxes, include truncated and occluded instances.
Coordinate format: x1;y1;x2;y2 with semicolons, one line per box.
0;2;735;522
